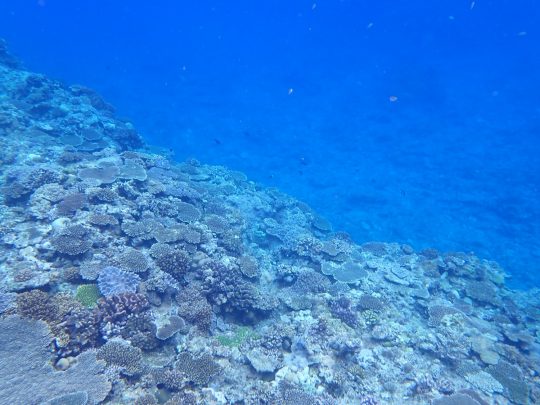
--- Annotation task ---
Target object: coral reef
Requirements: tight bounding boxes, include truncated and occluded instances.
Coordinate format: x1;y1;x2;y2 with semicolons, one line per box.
0;41;538;404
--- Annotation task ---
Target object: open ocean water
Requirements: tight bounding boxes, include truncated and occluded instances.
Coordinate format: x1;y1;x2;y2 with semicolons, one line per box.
1;1;540;404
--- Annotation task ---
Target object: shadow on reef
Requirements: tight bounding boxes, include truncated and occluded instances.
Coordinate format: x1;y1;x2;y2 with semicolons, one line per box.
0;39;539;404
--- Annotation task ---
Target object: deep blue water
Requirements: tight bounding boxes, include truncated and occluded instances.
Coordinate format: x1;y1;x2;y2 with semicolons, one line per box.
1;0;539;287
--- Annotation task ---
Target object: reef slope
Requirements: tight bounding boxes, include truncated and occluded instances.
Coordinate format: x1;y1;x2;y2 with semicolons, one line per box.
0;40;538;405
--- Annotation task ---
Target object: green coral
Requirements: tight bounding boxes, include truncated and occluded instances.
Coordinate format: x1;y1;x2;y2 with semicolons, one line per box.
216;326;258;347
75;284;101;308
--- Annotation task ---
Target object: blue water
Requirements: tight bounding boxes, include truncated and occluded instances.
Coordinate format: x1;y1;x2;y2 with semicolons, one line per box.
1;0;539;287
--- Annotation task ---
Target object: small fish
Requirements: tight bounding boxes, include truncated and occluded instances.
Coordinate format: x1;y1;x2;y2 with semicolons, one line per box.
288;88;294;95
389;95;398;102
367;22;374;29
312;3;317;10
470;1;475;10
